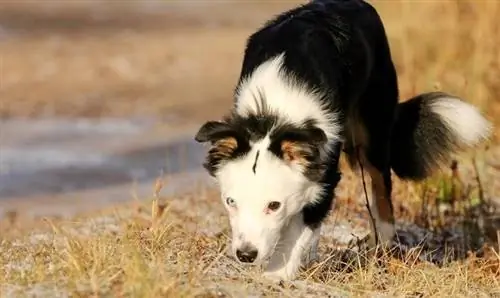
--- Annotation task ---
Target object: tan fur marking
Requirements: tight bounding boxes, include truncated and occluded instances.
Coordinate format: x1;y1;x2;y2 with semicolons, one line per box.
356;147;395;245
366;166;394;224
213;137;238;158
344;115;395;244
356;149;394;224
344;114;369;169
281;140;309;166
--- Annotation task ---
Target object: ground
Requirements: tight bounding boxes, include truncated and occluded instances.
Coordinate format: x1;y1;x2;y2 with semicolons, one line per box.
0;0;499;297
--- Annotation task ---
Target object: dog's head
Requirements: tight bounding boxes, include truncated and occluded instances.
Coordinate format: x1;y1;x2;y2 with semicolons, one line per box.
195;116;328;264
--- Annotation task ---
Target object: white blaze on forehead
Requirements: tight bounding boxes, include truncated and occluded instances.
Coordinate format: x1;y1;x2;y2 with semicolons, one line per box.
218;137;303;203
217;135;325;212
234;53;341;146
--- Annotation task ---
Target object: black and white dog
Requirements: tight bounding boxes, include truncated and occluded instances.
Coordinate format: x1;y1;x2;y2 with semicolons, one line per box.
195;0;491;281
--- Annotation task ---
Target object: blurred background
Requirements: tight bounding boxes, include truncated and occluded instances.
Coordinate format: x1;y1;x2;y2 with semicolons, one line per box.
0;0;499;219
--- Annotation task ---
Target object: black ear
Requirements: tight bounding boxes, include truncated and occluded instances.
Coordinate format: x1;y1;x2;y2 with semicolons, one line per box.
268;126;328;181
195;120;251;177
277;127;327;146
269;126;328;166
195;121;235;144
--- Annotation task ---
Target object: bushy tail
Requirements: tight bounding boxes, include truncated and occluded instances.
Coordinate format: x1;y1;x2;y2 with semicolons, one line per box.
390;92;492;181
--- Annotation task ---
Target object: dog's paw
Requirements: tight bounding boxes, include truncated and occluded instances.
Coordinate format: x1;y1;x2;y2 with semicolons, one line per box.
302;251;319;266
263;268;296;283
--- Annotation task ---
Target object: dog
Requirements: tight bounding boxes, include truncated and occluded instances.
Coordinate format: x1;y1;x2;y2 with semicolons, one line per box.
194;0;492;281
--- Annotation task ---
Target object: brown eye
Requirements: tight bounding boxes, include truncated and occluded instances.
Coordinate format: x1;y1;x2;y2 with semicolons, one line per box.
267;201;281;211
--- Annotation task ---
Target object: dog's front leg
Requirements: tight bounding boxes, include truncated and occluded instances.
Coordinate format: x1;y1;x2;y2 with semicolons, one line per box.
302;224;321;265
263;215;319;282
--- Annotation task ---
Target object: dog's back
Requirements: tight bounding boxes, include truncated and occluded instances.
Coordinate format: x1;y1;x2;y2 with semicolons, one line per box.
238;0;391;113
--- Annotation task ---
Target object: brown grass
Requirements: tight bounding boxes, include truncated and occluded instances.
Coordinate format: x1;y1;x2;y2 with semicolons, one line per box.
1;150;499;297
1;0;500;297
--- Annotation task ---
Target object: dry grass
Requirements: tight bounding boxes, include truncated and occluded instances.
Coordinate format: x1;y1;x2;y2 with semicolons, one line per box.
1;152;499;297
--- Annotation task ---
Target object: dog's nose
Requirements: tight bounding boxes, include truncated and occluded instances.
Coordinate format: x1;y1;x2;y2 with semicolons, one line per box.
236;246;258;263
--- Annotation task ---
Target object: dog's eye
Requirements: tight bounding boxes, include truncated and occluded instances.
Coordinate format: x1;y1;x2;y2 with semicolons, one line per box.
267;201;281;211
226;197;236;208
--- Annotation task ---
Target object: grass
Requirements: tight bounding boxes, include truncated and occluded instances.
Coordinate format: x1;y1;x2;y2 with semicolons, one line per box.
1;153;499;297
1;0;500;297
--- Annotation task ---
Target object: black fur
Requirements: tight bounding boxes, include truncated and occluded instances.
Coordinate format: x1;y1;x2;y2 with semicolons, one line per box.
268;120;329;181
195;0;489;229
196;111;328;178
302;141;342;228
252;150;260;174
233;0;398;227
194;120;251;175
390;92;464;180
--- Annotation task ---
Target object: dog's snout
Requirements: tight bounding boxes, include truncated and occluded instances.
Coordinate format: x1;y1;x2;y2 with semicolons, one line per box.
236;245;258;263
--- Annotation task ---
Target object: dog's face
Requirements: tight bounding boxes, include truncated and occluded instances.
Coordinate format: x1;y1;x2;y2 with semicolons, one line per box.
195;118;327;264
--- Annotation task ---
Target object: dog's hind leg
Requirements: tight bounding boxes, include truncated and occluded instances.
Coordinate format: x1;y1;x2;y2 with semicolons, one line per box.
349;69;399;247
356;143;395;246
345;112;396;246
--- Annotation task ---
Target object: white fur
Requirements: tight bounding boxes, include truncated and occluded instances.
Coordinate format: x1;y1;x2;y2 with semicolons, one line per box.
235;53;342;149
214;54;341;281
303;225;321;264
263;214;319;281
430;96;492;146
218;137;323;269
368;214;395;247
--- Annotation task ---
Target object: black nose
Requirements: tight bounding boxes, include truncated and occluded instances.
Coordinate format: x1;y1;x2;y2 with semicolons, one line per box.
236;246;258;263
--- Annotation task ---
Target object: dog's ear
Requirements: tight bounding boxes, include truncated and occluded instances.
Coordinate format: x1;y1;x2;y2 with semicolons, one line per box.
270;126;327;167
195;121;235;144
195;121;249;176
